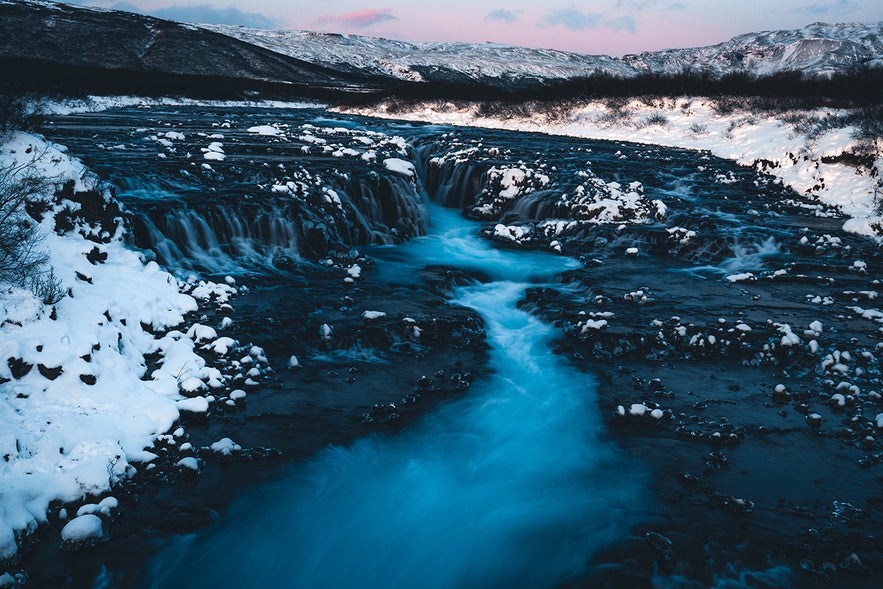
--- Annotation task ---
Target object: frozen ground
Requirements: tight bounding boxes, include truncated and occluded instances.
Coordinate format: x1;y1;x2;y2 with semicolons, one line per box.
342;97;883;239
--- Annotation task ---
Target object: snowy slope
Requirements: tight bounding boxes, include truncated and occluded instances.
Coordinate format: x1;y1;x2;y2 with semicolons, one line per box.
205;21;883;86
622;22;883;79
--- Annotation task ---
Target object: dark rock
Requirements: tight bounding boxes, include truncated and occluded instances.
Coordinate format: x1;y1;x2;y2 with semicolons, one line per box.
645;531;675;560
8;357;32;379
37;364;63;380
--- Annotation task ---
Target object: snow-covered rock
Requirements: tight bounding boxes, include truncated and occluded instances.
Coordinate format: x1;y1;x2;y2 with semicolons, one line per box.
209;438;241;456
60;514;104;547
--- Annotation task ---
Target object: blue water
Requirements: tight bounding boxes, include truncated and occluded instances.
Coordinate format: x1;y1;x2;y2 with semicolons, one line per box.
144;203;644;589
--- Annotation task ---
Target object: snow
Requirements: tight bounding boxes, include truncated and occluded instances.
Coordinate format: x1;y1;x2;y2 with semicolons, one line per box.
629;403;649;417
177;397;209;413
383;158;416;178
0;131;231;560
60;514;103;544
175;457;199;471
186;323;217;342
209;438;241;456
37;96;322;117
362;310;387;320
179;377;207;394
247;125;283;136
207;336;236;356
726;272;756;283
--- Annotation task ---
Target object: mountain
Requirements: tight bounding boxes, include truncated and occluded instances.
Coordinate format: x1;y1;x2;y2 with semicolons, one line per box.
205;21;883;87
621;22;883;79
0;0;380;97
1;0;882;98
198;26;637;88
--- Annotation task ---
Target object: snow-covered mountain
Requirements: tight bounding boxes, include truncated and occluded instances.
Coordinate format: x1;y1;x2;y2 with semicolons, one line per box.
205;21;883;86
199;26;637;87
622;22;883;79
1;0;882;95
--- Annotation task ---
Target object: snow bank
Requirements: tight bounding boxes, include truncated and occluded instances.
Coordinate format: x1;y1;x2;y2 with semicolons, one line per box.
343;98;883;240
0;132;224;561
35;96;322;116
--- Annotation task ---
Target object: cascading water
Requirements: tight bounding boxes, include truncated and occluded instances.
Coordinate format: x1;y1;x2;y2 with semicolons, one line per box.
142;201;643;589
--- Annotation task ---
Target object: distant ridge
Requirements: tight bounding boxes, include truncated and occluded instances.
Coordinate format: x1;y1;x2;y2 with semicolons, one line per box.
2;0;882;100
206;20;883;86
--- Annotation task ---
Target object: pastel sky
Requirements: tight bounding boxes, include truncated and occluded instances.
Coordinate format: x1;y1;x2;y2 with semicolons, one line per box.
66;1;883;56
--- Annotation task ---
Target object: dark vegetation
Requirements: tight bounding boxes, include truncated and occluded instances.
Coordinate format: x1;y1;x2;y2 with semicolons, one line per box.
341;67;883;109
0;58;382;103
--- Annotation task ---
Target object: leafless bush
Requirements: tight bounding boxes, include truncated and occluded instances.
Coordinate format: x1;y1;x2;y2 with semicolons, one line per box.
645;112;669;126
0;157;64;304
0;95;32;137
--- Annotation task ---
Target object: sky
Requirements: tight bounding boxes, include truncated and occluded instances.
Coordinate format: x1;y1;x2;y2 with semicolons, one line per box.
64;1;883;56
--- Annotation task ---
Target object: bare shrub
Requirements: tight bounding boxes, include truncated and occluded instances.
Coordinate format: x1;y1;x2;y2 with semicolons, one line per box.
645;112;669;126
0;156;64;304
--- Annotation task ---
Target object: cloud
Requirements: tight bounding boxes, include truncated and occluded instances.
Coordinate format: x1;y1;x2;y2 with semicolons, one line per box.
616;0;687;12
542;8;637;33
140;4;278;28
793;0;857;15
616;0;657;9
542;8;602;30
62;1;278;28
485;9;521;24
315;8;397;29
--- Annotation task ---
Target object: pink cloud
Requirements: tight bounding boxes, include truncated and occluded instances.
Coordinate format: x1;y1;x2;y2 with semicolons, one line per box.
315;8;397;29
